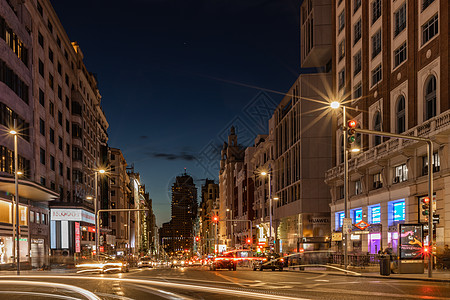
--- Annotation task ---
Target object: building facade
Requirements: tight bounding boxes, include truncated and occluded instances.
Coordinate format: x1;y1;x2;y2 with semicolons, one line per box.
325;0;449;255
198;179;219;255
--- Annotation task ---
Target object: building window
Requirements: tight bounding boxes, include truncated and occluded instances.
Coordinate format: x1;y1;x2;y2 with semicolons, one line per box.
39;89;45;106
354;82;362;99
48;48;53;63
394;163;408;183
58;111;62;125
372;0;381;24
66;143;70;157
423;152;440;174
66;120;70;133
373;111;382;145
49;128;55;144
48;73;54;89
39;119;45;136
338;186;344;199
50;155;55;171
338;68;345;90
372;30;381;59
37;1;43;16
58;136;62;151
47;20;53;33
422;14;438;45
394;3;406;37
354;0;361;14
353;51;361;75
49;101;54;116
394;42;407;67
372;64;382;86
422;0;435;12
425;75;436;120
58;85;62;100
38;59;44;77
67;167;71;179
354;19;361;45
338;11;345;33
40;177;46;187
338;40;345;61
355;180;362;195
38;32;44;47
369;205;381;223
40;148;45;165
57;62;62;75
111;190;116;196
111;215;116;222
394;96;406;133
373;172;382;189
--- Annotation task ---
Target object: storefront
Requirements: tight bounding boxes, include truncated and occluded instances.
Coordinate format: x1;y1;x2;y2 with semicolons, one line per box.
50;208;95;261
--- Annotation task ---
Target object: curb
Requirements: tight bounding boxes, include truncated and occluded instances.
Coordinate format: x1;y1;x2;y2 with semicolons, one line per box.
286;268;450;283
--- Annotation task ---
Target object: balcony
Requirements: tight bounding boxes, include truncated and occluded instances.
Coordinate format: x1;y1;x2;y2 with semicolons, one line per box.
325;110;450;183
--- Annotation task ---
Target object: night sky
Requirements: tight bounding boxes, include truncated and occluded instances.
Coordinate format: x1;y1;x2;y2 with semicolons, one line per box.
50;0;303;226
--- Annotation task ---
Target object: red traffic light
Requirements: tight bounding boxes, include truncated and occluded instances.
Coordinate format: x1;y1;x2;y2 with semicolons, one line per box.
348;120;357;128
423;197;430;204
212;215;219;223
246;238;252;244
423;246;430;256
195;236;200;242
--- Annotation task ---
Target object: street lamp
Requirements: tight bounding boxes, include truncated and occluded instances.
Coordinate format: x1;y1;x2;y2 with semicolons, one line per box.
10;120;20;275
94;168;106;261
260;169;273;250
330;102;350;270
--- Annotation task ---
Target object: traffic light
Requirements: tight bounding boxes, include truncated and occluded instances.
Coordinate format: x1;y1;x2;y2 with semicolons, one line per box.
195;236;200;242
212;215;219;223
422;197;430;216
246;238;252;244
347;120;357;147
422;246;430;256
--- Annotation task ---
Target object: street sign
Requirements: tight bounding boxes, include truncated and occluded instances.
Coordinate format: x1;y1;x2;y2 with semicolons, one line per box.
343;218;352;234
355;220;370;230
433;214;439;224
332;232;342;241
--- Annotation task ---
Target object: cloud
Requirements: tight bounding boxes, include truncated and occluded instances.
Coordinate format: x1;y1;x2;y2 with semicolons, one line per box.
140;135;148;139
147;151;196;161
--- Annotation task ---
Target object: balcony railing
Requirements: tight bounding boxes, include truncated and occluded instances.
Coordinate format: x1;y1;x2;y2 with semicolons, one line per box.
325;110;450;182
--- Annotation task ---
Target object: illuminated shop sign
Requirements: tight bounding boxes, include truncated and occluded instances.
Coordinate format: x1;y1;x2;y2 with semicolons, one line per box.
371;206;381;223
50;209;95;224
393;201;405;221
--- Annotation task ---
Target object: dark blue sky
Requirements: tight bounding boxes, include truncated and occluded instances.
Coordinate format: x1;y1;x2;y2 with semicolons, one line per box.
50;0;302;226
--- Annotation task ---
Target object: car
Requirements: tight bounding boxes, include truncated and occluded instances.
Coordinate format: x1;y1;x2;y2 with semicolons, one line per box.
138;257;153;268
210;252;237;271
103;258;129;273
252;253;284;271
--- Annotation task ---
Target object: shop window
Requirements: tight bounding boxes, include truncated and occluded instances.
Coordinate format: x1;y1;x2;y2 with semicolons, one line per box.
390;200;405;224
30;211;35;223
352;208;363;223
369;205;381;223
335;211;345;230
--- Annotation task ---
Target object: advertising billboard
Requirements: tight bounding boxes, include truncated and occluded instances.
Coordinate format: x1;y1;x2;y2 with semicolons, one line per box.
399;224;423;260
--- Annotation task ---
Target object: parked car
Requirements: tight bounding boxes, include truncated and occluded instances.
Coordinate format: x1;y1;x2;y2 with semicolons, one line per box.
252;253;284;271
138;257;153;268
210;252;237;271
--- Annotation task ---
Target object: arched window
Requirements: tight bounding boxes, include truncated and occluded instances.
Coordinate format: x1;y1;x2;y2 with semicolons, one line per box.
425;76;436;120
396;96;405;133
374;111;382;146
340;135;344;163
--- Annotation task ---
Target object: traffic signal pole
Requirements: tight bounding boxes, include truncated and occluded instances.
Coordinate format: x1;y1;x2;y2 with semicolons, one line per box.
354;127;433;278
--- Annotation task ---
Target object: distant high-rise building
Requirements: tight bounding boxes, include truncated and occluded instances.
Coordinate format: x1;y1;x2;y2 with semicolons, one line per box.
160;171;197;255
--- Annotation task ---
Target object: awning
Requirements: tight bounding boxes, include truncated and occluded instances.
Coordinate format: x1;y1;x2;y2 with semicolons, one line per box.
0;176;59;202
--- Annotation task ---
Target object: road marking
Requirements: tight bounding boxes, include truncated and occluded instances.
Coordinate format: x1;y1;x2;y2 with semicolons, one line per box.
0;291;80;300
314;279;329;282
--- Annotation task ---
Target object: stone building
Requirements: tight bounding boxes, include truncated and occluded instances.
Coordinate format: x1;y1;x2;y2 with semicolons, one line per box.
325;0;449;255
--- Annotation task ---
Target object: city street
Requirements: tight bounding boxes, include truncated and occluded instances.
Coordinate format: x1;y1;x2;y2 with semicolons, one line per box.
0;266;449;299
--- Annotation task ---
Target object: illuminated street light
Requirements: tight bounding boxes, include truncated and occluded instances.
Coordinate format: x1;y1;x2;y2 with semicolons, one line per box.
330;101;340;109
9;120;20;275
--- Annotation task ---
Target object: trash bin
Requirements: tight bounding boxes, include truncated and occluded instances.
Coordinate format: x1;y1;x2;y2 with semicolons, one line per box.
379;255;390;276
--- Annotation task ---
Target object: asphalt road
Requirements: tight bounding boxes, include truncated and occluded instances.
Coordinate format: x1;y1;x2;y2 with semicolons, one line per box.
0;266;449;299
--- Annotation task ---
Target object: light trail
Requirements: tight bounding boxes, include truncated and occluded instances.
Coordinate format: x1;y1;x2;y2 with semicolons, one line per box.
0;275;309;300
0;280;101;300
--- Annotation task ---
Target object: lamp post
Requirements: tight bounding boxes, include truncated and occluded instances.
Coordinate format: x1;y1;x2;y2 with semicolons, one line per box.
226;208;234;248
10;120;20;275
261;169;273;250
94;169;105;261
330;101;350;270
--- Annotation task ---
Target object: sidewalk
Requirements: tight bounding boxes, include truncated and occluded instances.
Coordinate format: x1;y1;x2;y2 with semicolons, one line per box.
287;265;450;282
